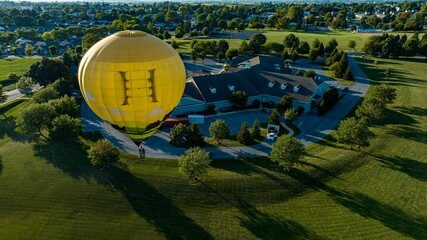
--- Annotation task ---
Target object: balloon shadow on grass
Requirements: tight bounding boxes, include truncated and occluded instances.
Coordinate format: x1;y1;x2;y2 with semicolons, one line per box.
33;140;213;240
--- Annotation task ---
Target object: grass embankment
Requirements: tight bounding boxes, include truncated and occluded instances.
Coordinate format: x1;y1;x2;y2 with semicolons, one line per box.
0;58;38;90
0;57;426;239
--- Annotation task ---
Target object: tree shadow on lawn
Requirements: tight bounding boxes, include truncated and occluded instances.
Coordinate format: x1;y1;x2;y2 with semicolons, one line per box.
373;154;427;182
0;116;37;142
33;140;213;240
388;125;427;144
377;108;418;126
288;168;427;239
236;200;324;240
393;106;427;118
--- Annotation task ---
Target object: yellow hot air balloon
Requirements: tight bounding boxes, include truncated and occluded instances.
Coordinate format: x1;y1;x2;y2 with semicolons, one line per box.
78;30;186;139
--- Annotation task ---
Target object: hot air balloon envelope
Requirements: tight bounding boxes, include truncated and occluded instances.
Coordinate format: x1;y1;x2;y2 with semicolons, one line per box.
78;30;186;139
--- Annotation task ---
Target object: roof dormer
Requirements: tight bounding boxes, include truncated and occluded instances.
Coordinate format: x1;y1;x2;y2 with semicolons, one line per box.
281;83;287;90
268;81;275;88
294;84;301;93
227;83;235;91
209;86;216;94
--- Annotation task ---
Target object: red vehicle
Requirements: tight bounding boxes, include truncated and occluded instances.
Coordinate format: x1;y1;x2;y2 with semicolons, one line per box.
162;118;189;128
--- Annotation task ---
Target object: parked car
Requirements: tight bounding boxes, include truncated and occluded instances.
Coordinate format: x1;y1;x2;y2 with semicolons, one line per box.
267;132;276;141
262;108;273;114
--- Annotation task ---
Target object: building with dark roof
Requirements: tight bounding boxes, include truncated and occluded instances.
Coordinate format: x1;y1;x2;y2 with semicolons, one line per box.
172;56;330;116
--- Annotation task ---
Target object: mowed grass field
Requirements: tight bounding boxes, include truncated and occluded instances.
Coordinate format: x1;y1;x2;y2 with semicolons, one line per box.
0;56;426;239
0;58;39;90
174;30;423;54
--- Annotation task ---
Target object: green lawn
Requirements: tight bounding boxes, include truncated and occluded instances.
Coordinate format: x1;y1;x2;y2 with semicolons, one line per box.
0;58;39;90
0;56;426;239
175;30;424;55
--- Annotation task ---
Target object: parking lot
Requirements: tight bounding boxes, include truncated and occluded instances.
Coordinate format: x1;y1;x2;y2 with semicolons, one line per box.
198;109;270;136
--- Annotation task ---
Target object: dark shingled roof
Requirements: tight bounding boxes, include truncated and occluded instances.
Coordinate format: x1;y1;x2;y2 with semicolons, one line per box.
185;56;319;104
192;69;259;103
183;81;204;102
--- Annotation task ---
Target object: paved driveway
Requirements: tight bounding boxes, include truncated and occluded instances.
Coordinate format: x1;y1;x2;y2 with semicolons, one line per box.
293;53;370;145
199;110;269;136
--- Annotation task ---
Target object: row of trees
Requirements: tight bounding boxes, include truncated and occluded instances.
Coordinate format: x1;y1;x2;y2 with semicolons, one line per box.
326;50;354;81
335;84;397;148
362;32;427;58
178;132;305;183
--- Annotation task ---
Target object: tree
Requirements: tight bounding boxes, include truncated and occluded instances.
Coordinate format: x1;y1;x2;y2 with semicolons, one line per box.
170;123;188;146
186;123;205;147
248;40;261;54
230;90;248;109
334;53;349;78
7;73;20;83
190;50;197;61
49;95;80;118
49;114;82;141
325;38;338;53
270;135;305;171
323;87;339;110
308;49;319;62
355;97;386;125
88;139;121;167
32;87;59;103
239;40;250;54
251;119;261;140
15;103;55;138
372;84;397;104
216;51;225;61
318;42;325;57
48;45;57;57
16;76;34;95
237;122;252;145
268;110;281;125
0;85;7;104
225;48;239;61
25;43;34;57
281;50;289;60
287;5;304;23
209;119;230;141
291;50;299;62
335;117;374;149
312;38;320;49
51;78;73;96
297;41;310;54
348;40;356;51
303;70;316;78
202;27;209;36
283;34;300;50
250;33;267;45
343;67;354;81
217;40;229;53
179;147;211;183
26;58;68;86
295;69;304;76
284;109;298;123
276;16;289;30
82;32;101;52
276;95;293;114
